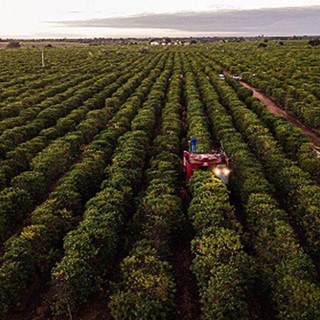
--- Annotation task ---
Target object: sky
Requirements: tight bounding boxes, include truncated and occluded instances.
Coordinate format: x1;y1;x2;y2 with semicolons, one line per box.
0;0;320;38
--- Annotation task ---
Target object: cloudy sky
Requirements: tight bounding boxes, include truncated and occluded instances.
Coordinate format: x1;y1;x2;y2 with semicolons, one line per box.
0;0;319;38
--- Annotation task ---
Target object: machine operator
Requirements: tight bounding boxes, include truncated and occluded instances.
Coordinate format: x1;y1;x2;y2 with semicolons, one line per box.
188;136;197;153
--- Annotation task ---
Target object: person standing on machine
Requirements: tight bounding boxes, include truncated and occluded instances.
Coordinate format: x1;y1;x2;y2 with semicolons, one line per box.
190;136;197;153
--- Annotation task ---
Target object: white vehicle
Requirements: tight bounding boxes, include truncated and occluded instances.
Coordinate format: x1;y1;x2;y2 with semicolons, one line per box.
233;75;242;81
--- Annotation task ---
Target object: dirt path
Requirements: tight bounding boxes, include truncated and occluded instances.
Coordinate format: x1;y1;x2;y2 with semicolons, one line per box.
170;227;201;320
224;72;320;150
242;81;320;149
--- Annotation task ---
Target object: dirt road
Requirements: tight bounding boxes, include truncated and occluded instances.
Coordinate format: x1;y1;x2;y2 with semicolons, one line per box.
238;79;320;149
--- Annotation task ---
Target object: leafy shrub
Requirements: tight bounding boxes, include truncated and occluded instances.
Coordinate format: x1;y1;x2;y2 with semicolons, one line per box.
109;242;176;320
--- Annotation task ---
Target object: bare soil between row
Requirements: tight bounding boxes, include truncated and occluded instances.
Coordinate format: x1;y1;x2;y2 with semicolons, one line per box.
240;79;320;149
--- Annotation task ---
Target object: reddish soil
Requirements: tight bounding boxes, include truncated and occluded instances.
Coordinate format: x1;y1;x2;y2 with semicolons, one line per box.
170;240;201;320
168;204;201;320
7;275;51;320
240;80;320;148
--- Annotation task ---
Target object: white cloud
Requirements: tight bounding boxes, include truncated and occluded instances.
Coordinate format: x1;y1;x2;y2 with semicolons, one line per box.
54;6;320;36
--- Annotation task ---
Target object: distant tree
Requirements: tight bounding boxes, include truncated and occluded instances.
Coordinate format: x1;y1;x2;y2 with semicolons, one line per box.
45;44;53;48
308;39;320;47
6;41;21;48
278;41;284;46
162;37;172;44
258;43;268;48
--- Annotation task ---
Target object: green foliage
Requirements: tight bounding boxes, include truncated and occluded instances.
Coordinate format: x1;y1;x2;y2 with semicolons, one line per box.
0;44;319;320
188;171;252;319
211;41;320;129
11;171;47;200
210;67;320;257
109;242;176;320
190;54;320;319
0;50;169;318
0;187;31;241
109;55;181;319
50;55;173;315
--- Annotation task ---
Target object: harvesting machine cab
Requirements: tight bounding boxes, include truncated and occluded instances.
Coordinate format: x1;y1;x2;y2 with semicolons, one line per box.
182;141;231;185
180;140;231;201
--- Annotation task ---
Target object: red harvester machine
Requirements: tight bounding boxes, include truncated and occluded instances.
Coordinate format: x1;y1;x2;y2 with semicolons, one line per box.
183;142;231;184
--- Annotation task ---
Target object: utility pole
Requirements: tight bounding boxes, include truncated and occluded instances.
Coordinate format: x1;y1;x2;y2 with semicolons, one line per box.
41;48;45;68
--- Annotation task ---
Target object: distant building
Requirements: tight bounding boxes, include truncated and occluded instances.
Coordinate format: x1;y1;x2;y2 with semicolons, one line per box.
150;41;159;46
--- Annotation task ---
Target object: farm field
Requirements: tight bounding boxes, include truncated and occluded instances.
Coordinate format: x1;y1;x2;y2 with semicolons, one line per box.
211;40;320;129
0;42;320;320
